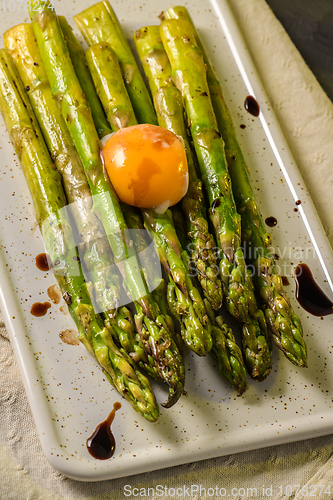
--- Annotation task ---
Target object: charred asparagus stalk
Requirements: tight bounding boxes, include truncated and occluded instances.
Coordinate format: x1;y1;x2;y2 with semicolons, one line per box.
160;18;272;380
0;48;159;421
86;40;213;357
164;6;307;368
73;0;157;126
29;1;184;407
134;26;223;311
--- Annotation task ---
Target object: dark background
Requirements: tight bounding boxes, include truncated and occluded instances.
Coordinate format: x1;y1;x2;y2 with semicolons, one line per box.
265;0;333;101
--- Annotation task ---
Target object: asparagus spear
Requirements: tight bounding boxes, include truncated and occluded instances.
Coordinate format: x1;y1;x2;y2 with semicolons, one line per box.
121;204;185;404
143;208;213;356
102;212;181;398
164;6;307;368
58;16;112;139
113;203;186;408
0;48;159;422
134;26;223;311
160;19;272;381
86;41;137;130
121;204;181;348
4;22;120;319
29;1;184;407
86;41;213;357
73;0;157;126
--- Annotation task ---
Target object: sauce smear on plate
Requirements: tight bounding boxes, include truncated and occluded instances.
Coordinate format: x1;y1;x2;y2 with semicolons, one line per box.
295;263;333;316
30;301;51;317
265;216;277;227
244;95;260;117
35;253;52;271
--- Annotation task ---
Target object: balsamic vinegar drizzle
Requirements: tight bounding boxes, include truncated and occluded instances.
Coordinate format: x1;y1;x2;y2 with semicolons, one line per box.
265;216;277;227
86;402;122;460
281;276;290;287
244;95;260;117
30;301;51;317
295;263;333;316
35;252;52;271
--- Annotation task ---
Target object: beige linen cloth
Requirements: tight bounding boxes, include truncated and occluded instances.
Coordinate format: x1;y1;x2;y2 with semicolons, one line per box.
1;0;333;498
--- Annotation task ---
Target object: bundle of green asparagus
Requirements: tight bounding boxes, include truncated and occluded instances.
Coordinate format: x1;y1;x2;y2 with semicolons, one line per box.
0;0;307;423
77;8;251;395
0;48;159;422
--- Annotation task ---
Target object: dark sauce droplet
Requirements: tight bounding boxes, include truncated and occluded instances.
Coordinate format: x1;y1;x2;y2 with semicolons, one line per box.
281;276;290;286
265;216;277;227
295;263;333;316
35;253;52;272
244;95;260;117
295;200;302;205
240;124;246;129
86;402;121;460
211;198;221;210
30;301;51;317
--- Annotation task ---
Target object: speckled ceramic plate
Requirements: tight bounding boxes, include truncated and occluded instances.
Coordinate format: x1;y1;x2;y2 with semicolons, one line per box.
0;0;333;482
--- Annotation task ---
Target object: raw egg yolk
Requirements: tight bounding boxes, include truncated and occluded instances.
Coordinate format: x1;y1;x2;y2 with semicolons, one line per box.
102;124;188;212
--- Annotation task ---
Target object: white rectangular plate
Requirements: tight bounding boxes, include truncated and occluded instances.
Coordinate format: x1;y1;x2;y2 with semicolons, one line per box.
0;0;333;482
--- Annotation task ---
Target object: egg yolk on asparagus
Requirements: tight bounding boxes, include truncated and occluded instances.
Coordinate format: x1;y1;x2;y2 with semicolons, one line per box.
102;124;188;213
